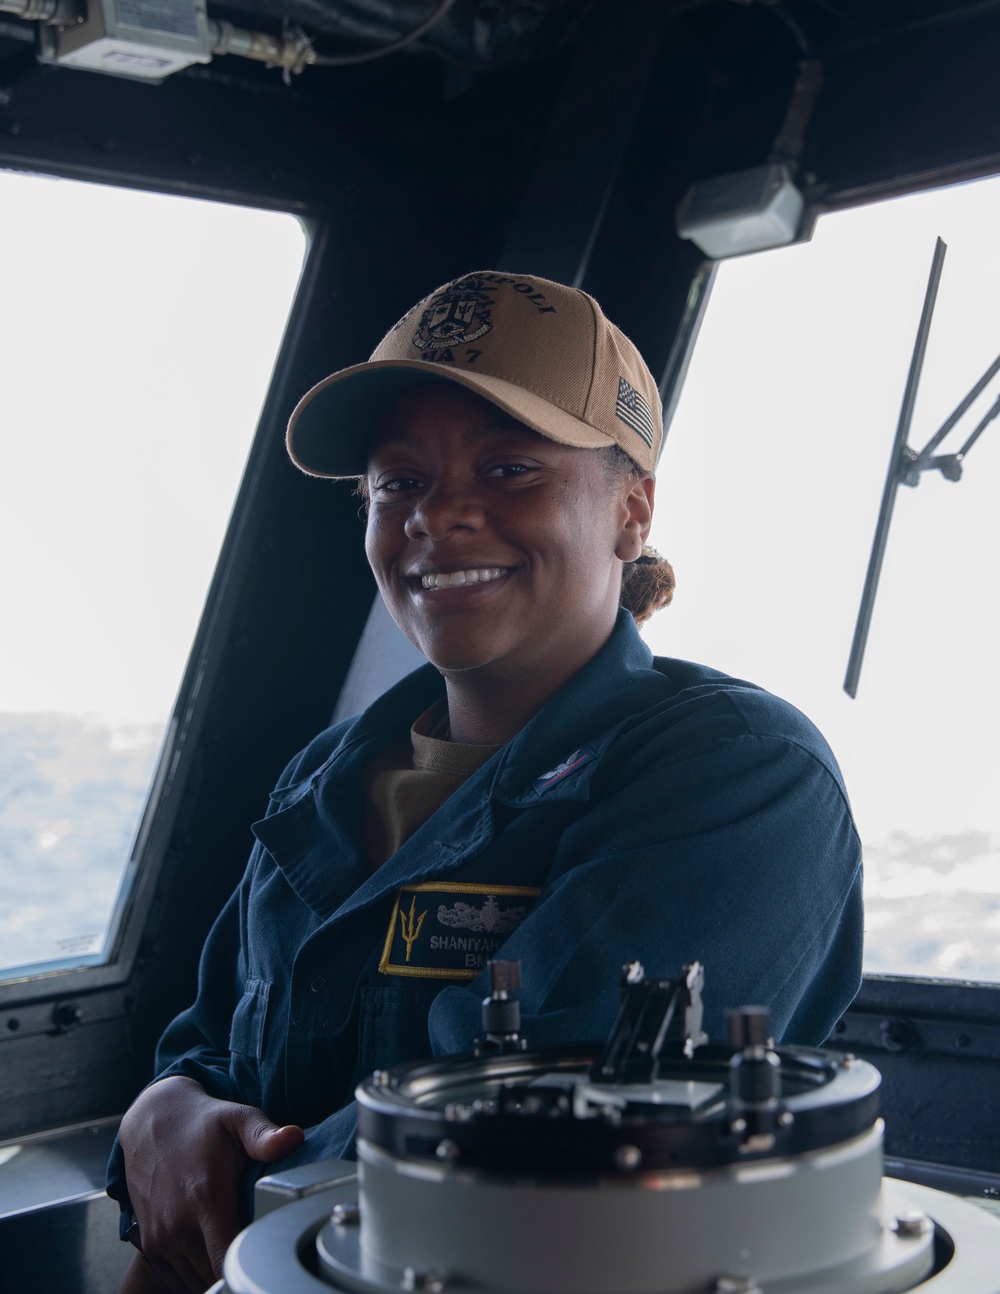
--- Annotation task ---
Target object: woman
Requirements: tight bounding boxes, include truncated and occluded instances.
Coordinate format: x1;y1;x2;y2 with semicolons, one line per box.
111;272;862;1294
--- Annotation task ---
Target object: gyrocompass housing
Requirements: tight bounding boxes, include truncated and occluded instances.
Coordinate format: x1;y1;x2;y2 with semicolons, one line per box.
222;962;1000;1294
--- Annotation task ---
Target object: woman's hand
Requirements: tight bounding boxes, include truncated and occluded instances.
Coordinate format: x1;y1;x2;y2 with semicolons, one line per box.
117;1075;304;1294
118;1252;174;1293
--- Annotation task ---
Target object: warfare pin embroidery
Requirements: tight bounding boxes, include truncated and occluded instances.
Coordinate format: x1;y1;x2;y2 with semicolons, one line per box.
379;882;541;980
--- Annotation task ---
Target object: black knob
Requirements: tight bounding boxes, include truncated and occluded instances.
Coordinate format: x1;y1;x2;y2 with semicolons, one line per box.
476;959;525;1050
726;1006;771;1050
488;960;521;996
727;1006;781;1106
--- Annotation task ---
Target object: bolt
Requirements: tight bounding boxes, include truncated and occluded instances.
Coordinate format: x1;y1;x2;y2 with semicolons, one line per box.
841;1053;856;1068
740;1132;776;1154
435;1138;460;1162
372;1069;389;1087
880;1019;918;1052
51;1002;82;1032
402;1269;446;1291
331;1203;359;1225
777;1110;794;1127
614;1143;642;1172
894;1211;933;1239
954;1032;972;1049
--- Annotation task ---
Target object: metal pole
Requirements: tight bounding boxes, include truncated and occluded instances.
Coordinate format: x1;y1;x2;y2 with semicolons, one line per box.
913;352;1000;462
957;392;1000;457
843;237;947;698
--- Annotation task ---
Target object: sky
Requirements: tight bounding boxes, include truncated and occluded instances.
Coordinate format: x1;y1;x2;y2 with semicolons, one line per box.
642;177;1000;848
0;170;306;725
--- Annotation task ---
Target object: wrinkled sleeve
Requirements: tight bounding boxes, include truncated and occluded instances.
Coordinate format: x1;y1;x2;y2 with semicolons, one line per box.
105;854;257;1226
429;728;863;1056
107;838;361;1220
152;866;256;1095
106;728;347;1224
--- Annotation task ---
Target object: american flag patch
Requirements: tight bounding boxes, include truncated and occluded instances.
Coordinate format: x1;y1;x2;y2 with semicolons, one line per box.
615;377;655;448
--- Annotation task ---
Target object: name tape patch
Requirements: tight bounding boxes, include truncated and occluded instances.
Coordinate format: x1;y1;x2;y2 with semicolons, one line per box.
379;882;541;980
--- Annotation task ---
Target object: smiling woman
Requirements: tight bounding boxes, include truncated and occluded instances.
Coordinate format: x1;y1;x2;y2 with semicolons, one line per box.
109;271;863;1294
363;387;654;743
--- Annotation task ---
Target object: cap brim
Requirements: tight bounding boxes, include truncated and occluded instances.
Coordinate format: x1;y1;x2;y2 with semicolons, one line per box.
286;359;615;479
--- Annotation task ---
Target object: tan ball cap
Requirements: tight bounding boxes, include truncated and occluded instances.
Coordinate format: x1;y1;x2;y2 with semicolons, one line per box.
286;271;663;478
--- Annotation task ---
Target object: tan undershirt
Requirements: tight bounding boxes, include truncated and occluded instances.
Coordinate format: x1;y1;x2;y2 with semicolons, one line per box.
363;699;504;871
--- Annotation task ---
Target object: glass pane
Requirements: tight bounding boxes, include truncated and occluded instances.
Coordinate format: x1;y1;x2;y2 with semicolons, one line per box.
0;172;307;980
643;175;1000;983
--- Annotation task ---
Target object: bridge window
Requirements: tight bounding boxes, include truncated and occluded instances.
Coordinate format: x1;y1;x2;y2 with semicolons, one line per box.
0;171;306;981
645;173;1000;983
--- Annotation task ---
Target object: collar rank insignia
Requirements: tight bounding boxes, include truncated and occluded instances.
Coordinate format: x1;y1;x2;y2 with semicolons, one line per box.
534;747;594;794
379;882;540;980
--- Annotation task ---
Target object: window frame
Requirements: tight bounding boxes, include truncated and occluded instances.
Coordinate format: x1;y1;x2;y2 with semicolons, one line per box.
0;187;319;1014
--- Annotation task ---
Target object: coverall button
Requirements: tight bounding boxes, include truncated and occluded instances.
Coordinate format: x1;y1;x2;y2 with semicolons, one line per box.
310;976;326;993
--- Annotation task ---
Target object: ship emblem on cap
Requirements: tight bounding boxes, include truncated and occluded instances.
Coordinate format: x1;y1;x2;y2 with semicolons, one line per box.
413;276;494;351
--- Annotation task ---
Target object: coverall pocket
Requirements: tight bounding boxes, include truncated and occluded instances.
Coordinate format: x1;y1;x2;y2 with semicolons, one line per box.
229;978;271;1059
357;985;439;1078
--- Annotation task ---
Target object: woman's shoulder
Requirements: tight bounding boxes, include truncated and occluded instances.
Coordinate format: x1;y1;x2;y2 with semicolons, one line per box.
628;654;842;776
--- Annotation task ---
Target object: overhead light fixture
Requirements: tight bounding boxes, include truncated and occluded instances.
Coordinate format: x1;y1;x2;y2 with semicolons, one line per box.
676;36;823;261
675;162;804;259
37;0;214;80
17;0;457;82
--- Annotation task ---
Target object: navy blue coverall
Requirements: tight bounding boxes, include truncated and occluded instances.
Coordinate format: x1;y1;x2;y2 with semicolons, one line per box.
108;610;862;1214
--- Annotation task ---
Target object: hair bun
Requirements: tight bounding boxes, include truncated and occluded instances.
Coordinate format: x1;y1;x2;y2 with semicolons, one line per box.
621;545;675;626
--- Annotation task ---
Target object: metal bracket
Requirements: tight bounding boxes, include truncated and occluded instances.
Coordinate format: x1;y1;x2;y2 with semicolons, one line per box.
844;238;1000;696
590;960;708;1083
833;1010;1000;1062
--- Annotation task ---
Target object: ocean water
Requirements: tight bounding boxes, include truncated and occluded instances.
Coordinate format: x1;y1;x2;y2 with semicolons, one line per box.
0;713;161;974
